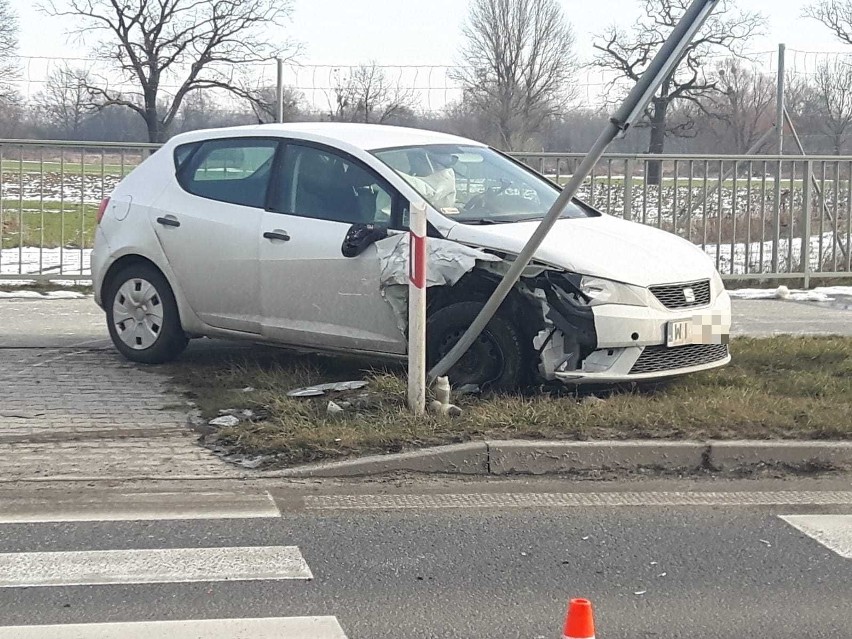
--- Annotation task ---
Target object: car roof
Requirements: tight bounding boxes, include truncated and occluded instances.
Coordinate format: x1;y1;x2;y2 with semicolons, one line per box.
167;122;485;152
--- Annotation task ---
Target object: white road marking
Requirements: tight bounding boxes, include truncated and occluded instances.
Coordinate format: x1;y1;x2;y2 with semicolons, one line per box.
0;616;347;638
0;546;312;588
305;491;852;510
780;515;852;559
0;491;281;523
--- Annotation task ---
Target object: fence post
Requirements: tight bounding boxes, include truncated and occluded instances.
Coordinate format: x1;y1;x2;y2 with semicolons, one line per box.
623;158;635;222
802;160;813;289
772;43;786;273
276;59;285;123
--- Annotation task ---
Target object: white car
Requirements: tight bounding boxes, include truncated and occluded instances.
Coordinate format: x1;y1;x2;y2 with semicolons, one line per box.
92;123;731;389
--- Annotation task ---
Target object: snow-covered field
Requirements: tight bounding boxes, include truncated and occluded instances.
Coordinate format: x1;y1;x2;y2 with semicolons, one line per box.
707;232;850;275
0;172;122;203
0;246;91;277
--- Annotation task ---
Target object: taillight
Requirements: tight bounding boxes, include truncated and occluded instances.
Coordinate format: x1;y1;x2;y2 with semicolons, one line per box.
96;197;110;224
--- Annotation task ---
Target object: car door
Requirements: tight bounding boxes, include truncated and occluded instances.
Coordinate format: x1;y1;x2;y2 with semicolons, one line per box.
259;142;407;354
152;137;278;334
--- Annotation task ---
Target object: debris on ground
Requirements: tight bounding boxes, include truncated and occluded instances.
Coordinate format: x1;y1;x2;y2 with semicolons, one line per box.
429;376;463;417
208;415;240;428
327;401;345;417
287;380;369;397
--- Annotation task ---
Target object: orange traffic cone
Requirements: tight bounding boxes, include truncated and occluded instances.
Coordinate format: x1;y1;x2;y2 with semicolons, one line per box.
562;598;595;639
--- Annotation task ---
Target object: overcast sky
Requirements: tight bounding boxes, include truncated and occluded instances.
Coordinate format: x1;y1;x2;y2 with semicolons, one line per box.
13;0;852;65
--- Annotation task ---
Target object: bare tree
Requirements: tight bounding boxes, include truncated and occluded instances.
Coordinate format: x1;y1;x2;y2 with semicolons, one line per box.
248;86;304;124
452;0;577;150
34;66;97;138
812;60;852;154
593;0;765;181
804;0;852;44
0;0;19;102
328;63;416;125
706;60;775;153
43;0;299;142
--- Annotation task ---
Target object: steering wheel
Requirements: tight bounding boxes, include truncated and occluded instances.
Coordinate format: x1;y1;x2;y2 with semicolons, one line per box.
463;180;513;212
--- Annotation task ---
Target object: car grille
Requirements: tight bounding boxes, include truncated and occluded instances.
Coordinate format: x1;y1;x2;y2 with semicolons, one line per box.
650;280;711;309
629;344;730;375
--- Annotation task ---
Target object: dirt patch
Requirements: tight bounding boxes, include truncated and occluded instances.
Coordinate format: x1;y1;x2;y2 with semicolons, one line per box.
165;336;852;469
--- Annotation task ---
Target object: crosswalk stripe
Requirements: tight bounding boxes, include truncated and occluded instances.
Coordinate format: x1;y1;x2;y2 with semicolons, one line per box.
304;491;852;510
0;546;313;588
779;515;852;559
0;491;281;523
0;616;347;638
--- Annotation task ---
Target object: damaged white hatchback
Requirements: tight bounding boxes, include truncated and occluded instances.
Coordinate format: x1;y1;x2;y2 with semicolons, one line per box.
92;122;731;390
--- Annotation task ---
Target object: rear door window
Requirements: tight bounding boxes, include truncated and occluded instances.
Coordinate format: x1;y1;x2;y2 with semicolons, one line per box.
178;138;278;209
271;144;398;226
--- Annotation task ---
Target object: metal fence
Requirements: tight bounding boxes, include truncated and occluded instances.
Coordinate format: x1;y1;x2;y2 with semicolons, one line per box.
2;139;851;284
515;152;852;285
0;140;156;282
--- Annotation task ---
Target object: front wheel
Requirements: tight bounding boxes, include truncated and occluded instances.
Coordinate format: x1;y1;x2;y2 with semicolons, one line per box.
426;301;527;391
105;264;188;364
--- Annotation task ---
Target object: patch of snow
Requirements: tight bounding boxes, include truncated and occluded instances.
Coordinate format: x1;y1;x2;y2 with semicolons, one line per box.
0;290;87;300
727;285;852;302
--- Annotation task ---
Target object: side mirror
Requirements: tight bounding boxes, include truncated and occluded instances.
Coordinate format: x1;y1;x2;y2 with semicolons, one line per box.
341;223;389;257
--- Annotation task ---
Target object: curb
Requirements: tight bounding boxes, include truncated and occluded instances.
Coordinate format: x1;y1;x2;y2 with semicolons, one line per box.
269;440;852;478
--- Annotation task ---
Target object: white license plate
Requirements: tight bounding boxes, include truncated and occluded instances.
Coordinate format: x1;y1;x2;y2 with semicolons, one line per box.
667;320;692;347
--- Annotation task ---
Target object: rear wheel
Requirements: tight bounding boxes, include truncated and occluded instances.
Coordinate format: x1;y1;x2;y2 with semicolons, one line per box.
105;264;188;364
427;301;527;391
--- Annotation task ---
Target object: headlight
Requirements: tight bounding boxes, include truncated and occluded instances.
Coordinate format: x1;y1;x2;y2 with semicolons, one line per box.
711;269;725;294
579;276;647;307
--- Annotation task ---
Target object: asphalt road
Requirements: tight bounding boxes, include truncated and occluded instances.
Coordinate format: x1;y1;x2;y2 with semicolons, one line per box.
0;478;850;638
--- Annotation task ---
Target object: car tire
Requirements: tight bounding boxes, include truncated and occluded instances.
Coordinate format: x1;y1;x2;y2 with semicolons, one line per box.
105;264;188;364
427;301;527;391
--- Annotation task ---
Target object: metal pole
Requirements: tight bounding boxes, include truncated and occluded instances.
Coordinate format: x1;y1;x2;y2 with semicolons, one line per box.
772;43;786;272
408;202;428;414
276;58;285;123
428;0;722;382
623;158;635;221
802;160;813;288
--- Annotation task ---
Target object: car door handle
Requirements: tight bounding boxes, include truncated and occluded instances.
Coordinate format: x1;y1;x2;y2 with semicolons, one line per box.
263;230;291;242
156;216;181;228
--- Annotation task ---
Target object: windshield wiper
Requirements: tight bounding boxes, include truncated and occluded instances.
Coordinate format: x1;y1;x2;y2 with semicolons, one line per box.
459;218;516;225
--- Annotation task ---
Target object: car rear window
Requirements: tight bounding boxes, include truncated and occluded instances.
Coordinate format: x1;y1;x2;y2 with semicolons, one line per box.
177;138;278;209
173;142;199;171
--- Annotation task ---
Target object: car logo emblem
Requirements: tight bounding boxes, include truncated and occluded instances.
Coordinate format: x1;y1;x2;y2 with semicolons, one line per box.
683;287;696;304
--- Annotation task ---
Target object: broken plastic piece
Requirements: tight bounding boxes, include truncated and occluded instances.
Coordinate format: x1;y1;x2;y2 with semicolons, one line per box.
327;401;345;417
429;376;463;417
208;415;240;428
287;380;369;397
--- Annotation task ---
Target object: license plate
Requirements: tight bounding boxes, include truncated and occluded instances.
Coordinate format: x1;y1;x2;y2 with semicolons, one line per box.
667;320;692;347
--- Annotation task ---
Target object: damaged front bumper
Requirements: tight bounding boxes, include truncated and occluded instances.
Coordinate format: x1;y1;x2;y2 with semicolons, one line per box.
551;291;732;384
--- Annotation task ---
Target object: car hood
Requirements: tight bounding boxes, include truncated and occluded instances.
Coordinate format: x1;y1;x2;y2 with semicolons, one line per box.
445;214;716;287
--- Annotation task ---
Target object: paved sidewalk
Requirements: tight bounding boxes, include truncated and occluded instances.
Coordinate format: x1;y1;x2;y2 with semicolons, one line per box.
1;299;243;481
0;296;850;482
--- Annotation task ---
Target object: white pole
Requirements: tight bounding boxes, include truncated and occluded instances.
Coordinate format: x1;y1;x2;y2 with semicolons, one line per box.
276;58;285;123
408;202;428;414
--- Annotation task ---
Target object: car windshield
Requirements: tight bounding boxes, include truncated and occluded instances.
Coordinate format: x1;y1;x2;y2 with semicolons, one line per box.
373;144;596;224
